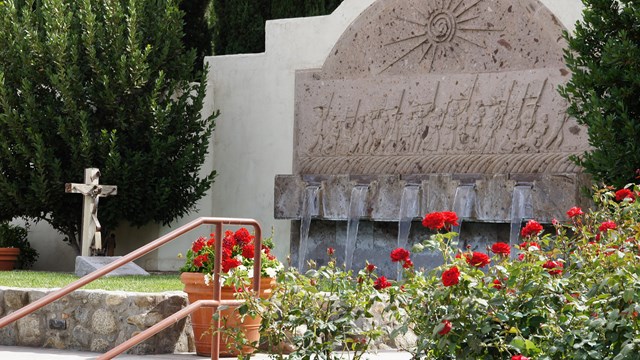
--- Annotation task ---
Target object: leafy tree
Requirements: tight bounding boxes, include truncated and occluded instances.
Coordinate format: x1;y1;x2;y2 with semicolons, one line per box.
560;0;640;187
0;0;217;254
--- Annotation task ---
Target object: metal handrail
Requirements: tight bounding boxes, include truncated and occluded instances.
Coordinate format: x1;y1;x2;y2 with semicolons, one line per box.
0;217;263;360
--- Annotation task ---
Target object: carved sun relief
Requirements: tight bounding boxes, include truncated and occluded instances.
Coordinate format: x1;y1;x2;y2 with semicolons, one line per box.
381;0;504;73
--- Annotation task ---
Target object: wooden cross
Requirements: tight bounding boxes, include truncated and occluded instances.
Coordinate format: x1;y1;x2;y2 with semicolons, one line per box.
65;168;117;256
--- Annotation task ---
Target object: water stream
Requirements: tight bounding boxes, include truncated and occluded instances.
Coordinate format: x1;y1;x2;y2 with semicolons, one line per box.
450;184;476;243
397;185;420;280
509;184;534;247
298;185;320;271
345;185;368;271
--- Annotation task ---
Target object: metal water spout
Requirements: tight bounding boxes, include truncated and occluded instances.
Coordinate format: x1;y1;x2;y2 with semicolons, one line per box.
298;184;320;271
450;183;476;243
397;184;420;280
509;182;534;247
345;184;369;271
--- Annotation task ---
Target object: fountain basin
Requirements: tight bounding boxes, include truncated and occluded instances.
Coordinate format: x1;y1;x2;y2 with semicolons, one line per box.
275;173;592;223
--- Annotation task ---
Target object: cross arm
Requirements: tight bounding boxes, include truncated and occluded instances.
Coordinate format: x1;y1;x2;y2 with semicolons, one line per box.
65;183;118;197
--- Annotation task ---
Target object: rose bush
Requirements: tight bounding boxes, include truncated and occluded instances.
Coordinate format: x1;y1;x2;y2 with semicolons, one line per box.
256;256;386;360
383;185;640;359
219;185;640;359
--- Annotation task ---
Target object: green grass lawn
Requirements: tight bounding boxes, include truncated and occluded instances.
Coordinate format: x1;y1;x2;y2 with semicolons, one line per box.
0;271;184;293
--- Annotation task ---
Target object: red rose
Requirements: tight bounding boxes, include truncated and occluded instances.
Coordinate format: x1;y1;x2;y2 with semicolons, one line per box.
422;212;445;230
492;278;502;290
441;211;459;229
390;247;411;262
512;355;530;360
542;260;563;276
192;237;206;253
491;242;511;256
615;188;635;202
442;266;460;287
242;244;255;259
373;276;391;290
566;206;584;218
327;247;335;256
599;220;617;232
466;252;491;268
366;263;376;272
402;259;414;269
438;320;452;335
521;219;543;238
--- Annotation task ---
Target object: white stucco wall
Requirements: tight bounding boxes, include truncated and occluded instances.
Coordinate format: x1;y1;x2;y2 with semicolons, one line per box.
203;0;380;263
22;0;583;272
202;0;583;264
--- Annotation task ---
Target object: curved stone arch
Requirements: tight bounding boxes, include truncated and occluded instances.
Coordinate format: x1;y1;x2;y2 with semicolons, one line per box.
321;0;567;79
293;0;589;176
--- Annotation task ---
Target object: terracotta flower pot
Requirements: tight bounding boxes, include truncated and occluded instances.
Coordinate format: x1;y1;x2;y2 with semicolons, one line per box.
180;272;274;356
0;247;20;271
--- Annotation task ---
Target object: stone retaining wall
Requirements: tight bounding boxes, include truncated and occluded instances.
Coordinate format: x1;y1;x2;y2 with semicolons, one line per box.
0;287;194;354
0;287;412;355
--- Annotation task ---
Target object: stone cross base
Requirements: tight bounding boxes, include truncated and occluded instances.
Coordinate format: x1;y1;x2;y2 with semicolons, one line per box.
75;256;149;277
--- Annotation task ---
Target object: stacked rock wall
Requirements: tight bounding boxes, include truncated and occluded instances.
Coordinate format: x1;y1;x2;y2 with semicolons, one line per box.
0;287;193;354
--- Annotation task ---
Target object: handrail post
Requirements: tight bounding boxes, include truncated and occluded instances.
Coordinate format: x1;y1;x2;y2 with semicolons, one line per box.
211;223;222;360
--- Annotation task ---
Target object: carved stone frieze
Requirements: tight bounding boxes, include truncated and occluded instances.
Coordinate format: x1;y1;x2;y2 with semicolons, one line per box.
293;0;589;176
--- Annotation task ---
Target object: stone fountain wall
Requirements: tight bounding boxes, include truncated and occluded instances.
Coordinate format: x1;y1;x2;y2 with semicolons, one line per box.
275;0;592;275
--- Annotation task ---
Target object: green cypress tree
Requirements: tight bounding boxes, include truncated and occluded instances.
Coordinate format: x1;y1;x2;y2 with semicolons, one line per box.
0;0;217;254
180;0;213;77
213;0;267;54
213;0;344;55
560;0;640;187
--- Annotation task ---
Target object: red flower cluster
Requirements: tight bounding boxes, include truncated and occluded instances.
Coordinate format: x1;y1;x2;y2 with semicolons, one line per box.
374;276;391;290
542;260;563;276
390;247;413;269
598;220;617;232
491;242;511;256
438;319;452;335
492;278;503;290
442;266;460;286
615;188;635;202
512;355;530;360
566;206;583;218
193;252;209;267
366;263;376;272
459;251;491;268
521;219;543;238
422;211;459;230
183;227;277;275
390;247;410;262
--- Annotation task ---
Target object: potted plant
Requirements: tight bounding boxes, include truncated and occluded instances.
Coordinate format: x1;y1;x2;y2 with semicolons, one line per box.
0;222;39;270
179;227;283;356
